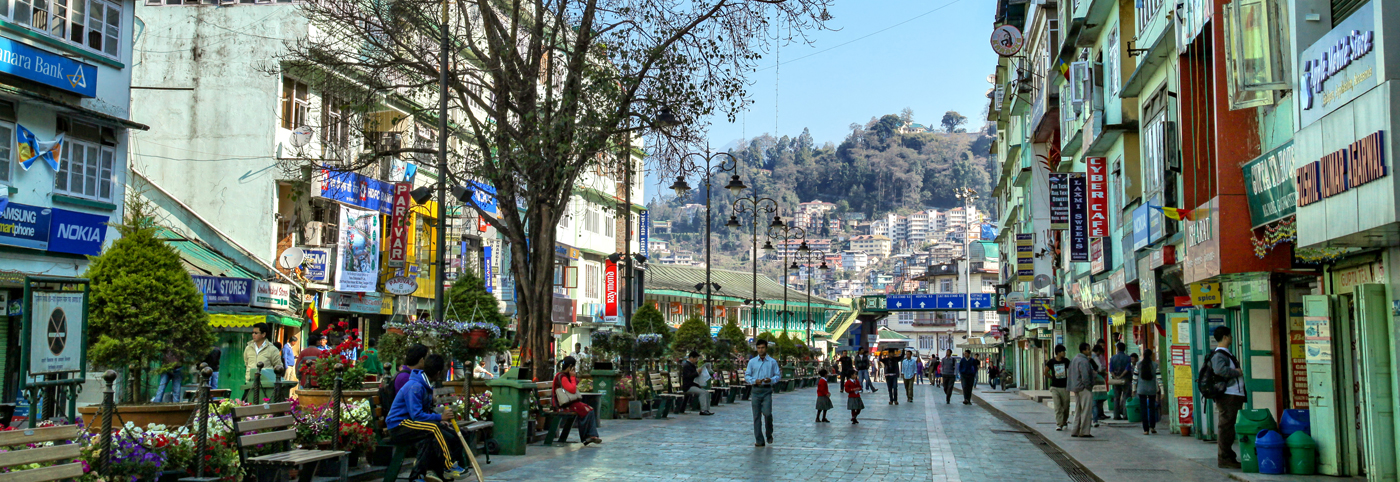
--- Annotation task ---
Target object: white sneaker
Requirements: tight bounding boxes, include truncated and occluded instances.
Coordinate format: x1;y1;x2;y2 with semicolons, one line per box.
1056;425;1064;431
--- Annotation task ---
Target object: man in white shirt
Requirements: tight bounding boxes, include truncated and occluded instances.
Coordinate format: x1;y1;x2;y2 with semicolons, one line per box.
745;339;782;447
1210;326;1247;469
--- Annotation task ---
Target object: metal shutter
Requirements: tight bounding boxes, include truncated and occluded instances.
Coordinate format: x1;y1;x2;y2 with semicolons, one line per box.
1332;0;1366;24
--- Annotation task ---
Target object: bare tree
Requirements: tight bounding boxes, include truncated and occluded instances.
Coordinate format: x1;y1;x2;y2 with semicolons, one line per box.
281;0;833;374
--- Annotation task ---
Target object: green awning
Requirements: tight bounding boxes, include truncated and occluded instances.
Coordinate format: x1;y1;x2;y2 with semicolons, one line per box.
877;327;909;339
156;229;264;278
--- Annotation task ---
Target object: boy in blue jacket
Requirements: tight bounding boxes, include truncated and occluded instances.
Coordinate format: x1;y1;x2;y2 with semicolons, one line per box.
387;354;465;482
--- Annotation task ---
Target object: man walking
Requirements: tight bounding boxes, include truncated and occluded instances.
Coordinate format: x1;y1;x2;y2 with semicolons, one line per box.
1109;342;1131;420
901;352;918;402
1069;343;1102;437
880;350;902;405
1210;327;1247;469
940;349;959;404
958;350;980;405
746;339;781;447
682;351;714;416
856;351;876;392
838;351;854;385
1045;344;1071;431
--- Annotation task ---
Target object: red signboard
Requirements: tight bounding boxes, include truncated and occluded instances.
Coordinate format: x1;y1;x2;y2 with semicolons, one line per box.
669;301;683;315
603;261;619;322
1178;396;1193;425
1292;359;1309;408
387;182;411;267
1086;157;1109;237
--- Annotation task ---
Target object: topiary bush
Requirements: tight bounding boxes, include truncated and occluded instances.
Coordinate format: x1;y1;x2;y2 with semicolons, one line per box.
671;316;713;358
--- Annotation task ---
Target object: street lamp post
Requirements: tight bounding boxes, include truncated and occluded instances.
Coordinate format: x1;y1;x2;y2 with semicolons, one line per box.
669;151;746;327
955;187;978;342
800;248;830;345
727;197;780;337
767;222;807;338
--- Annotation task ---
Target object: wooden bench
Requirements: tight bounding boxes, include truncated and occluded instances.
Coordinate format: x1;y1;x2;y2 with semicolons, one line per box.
377;384;493;482
531;381;578;446
230;402;348;482
646;373;682;418
0;425;83;482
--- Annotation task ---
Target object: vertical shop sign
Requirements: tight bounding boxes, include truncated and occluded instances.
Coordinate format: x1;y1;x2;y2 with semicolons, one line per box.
1049;173;1069;229
639;210;650;257
387;182;410;268
483;246;493;293
1069;173;1089;261
603;260;619;322
1016;233;1034;282
1087;157;1109;237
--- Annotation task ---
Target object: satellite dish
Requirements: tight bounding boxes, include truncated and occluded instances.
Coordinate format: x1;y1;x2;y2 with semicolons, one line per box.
290;126;314;147
278;247;305;269
1032;274;1052;290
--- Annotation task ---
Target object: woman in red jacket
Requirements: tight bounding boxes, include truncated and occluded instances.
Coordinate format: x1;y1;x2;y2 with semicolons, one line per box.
815;368;833;423
553;357;602;445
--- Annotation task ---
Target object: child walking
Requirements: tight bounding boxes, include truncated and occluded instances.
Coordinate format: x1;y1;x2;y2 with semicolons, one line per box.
815;369;833;423
843;369;864;424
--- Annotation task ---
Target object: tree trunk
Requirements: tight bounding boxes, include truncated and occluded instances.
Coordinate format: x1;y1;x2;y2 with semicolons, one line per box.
507;203;562;383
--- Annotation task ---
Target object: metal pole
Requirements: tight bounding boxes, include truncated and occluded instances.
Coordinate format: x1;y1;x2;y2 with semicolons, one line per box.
752;218;758;336
964;194;973;342
623;132;634;330
100;370;116;476
805;252;812;345
704;157;713;328
195;366;211;479
434;0;449;323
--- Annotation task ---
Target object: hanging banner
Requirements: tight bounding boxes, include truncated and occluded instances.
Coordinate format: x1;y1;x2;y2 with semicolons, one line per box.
639;210;650;257
483;246;493;293
1069;173;1089;261
387;182;410;268
335;207;382;292
26;282;88;376
603;261;619;322
313;166;393;214
1087;157;1109;237
1049;173;1070;229
1016;233;1034;282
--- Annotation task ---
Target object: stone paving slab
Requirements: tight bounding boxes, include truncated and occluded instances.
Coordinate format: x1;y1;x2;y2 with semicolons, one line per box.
480;383;1073;481
971;388;1361;482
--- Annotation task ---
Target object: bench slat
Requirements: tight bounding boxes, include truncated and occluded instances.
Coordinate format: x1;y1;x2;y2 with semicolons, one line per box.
237;415;295;432
0;463;83;482
239;429;296;446
0;426;78;447
249;449;346;464
464;421;493;431
0;444;79;468
233;402;293;418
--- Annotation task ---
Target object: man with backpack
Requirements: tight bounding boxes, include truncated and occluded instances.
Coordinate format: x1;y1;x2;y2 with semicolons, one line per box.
1202;326;1247;469
856;352;876;392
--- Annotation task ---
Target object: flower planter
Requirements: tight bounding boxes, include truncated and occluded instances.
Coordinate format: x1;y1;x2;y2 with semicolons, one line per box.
444;379;491;397
386;328;405;335
466;329;491;349
295;389;378;408
78;403;198;432
615;397;630;415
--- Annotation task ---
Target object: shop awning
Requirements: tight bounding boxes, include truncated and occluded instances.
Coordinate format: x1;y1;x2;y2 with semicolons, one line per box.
877;327;909;340
157;229;264;278
206;308;303;328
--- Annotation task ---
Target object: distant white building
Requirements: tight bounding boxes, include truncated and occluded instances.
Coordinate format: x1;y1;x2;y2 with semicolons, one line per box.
841;250;869;271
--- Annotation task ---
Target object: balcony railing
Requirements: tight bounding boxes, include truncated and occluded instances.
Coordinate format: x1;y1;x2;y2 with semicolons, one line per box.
1137;0;1164;32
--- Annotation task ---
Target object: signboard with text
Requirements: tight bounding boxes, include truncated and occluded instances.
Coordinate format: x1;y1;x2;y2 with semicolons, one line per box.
1242;141;1296;227
251;281;293;310
387;182;410;267
314;166;393;214
0;38;98;97
603;261;618;322
1086;157;1109;237
192;276;252;305
1069;173;1089;261
1049;173;1069;229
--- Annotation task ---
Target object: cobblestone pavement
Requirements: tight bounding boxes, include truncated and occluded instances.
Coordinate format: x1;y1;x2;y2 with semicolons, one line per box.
484;383;1073;482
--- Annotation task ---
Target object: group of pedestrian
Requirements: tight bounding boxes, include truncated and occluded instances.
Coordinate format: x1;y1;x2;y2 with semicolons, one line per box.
1047;338;1169;441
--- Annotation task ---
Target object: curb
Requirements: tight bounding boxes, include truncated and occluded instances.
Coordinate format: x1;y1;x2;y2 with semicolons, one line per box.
967;389;1103;482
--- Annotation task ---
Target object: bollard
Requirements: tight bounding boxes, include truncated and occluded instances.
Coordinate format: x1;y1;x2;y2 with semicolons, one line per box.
99;370;117;476
332;363;344;450
194;366;212;479
248;362;265;403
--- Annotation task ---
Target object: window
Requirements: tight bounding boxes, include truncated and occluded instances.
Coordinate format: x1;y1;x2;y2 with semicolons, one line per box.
281;78;309;129
939;279;953;293
0;103;13;184
1224;0;1289;109
919;335;935;350
584;263;599;298
54;120;116;202
1111;158;1124;226
1105;26;1120;98
8;0;120;58
322;99;350;153
604;212;614;237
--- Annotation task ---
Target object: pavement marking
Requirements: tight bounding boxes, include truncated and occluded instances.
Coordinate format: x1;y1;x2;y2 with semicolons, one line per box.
923;386;962;482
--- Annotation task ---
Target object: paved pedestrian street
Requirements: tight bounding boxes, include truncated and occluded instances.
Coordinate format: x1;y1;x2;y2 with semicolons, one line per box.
484;384;1074;481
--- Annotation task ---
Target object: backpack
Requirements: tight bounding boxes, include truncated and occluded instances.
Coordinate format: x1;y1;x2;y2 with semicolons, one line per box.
1197;350;1234;400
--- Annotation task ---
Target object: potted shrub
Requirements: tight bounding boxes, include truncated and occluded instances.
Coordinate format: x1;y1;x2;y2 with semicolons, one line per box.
80;200;215;427
295;332;374;407
612;377;634;415
670;316;713;358
439;273;511;396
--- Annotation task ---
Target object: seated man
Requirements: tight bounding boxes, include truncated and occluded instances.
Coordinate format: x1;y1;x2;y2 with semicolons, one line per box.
386;354;466;482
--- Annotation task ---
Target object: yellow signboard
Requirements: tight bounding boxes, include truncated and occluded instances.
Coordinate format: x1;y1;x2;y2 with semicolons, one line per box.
1190;281;1221;306
1174;365;1194;397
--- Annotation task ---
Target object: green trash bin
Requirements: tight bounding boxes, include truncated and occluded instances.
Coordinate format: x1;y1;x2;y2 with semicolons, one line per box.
1235;409;1278;473
592;369;619;420
1286;431;1316;475
487;372;536;456
1125;396;1142;423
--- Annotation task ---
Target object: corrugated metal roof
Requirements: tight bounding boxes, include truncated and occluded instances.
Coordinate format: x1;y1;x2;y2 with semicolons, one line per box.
877;327;909;339
156;229;264;279
644;264;845;309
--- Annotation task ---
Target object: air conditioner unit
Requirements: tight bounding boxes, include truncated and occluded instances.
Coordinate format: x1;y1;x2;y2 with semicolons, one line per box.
304;222;324;246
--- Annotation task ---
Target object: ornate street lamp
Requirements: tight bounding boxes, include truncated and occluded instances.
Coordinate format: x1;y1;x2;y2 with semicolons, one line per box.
671;151;741;327
729;196;779;336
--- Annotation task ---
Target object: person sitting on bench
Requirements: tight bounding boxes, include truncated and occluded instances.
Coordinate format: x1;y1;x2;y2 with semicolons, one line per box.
553;356;602;445
386;354;466;482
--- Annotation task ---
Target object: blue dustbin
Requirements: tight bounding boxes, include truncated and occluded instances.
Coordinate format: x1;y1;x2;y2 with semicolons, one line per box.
1280;409;1310;437
1256;430;1287;475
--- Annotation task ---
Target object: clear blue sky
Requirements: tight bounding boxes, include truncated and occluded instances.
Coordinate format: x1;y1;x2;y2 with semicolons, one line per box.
646;0;998;202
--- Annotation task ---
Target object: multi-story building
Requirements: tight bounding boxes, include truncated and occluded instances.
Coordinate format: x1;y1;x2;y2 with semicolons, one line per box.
849;234;893;258
840;250;868;272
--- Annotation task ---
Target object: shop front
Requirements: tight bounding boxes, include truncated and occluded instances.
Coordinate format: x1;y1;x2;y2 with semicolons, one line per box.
1290;1;1400;476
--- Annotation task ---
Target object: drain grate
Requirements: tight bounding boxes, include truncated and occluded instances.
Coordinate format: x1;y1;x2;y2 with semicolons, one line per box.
989;429;1032;434
976;399;1099;482
1115;468;1171;473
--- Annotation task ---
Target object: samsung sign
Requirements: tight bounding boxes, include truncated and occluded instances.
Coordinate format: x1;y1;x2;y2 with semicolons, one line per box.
1298;1;1381;128
0;38;98;98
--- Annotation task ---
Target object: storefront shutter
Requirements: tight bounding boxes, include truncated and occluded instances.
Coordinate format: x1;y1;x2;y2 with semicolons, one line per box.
1331;0;1365;24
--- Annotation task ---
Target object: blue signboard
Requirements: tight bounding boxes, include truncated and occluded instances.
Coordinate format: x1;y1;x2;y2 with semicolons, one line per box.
934;293;967;310
886;294;913;310
1013;302;1031;323
0;202;51;250
1029;297;1052;324
1132;204;1150;251
191;276;253;305
639;210;649;257
301;247;331;282
316;166;393;214
968;293;995;310
908;293;938;309
467;181;498;214
483;246;493;293
47;209;108;256
0;38;98;97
